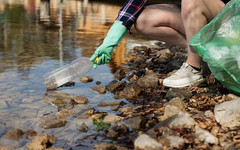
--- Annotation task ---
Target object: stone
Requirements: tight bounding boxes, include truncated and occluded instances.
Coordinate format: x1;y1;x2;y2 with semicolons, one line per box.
195;126;217;144
166;97;185;110
226;93;239;101
40;116;67;129
27;132;56;150
124;116;147;129
78;122;88;132
134;134;163;150
4;128;23;140
157;111;195;129
0;146;11;150
91;85;106;94
114;69;126;81
24;130;37;139
42;91;73;109
119;83;143;100
214;98;240;129
79;76;93;83
136;72;159;88
118;107;133;113
160;135;185;149
97;101;125;107
103;114;123;124
162;105;181;119
95;142;128;150
105;80;127;93
57;110;73;119
106;123;129;139
71;96;89;104
165;88;192;100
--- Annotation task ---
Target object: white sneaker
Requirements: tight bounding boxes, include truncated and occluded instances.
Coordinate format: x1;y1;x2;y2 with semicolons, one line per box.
163;62;203;88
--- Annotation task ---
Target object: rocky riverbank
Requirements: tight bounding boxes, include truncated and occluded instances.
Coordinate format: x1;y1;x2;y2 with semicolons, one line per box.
1;43;240;150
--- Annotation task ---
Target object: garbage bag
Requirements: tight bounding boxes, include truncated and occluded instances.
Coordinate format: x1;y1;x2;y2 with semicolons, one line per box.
189;0;240;95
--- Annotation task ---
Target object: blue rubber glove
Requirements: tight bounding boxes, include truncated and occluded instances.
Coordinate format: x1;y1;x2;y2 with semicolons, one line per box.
90;20;127;68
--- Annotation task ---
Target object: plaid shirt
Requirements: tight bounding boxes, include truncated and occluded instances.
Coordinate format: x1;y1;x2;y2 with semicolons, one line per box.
116;0;230;30
116;0;147;30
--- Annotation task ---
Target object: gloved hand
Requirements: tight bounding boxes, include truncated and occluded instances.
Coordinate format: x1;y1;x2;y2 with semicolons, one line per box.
90;20;127;68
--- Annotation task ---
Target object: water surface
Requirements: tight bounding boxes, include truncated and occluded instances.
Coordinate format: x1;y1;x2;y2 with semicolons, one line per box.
0;0;159;149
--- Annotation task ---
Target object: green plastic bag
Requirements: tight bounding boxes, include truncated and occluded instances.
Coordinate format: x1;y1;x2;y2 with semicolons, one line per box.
189;0;240;95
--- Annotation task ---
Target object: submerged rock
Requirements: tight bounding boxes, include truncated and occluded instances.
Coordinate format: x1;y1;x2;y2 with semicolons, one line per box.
105;80;127;93
95;142;128;150
40;116;67;129
78;122;88;132
79;76;93;83
27;132;56;150
91;85;106;94
3;128;23;140
71;96;89;104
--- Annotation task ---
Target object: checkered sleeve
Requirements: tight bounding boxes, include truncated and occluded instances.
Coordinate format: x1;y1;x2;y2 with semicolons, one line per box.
116;0;147;30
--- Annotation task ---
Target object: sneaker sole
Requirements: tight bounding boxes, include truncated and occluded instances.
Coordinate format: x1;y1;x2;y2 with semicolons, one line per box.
163;78;205;88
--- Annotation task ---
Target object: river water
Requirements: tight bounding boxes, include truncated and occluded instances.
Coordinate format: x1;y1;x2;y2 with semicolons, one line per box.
0;0;162;149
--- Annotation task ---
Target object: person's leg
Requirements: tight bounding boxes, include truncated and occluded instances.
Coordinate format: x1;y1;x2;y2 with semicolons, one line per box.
162;0;225;87
182;0;225;68
135;4;187;48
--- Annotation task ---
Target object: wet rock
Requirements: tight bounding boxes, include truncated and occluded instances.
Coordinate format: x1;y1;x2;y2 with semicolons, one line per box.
118;106;133;113
105;80;127;93
119;83;143;100
42;91;73;109
96;81;101;85
103;114;123;124
134;134;163;150
91;85;106;94
106;123;129;139
40;116;67;129
214;98;240;129
71;96;89;104
77;112;90;119
195;126;217;144
3;128;23;140
97;101;126;107
84;108;95;116
157;111;195;129
136;72;159;88
114;69;126;81
159;135;184;149
24;130;37;139
78;122;88;132
46;148;63;150
165;88;192;100
124;116;147;129
95;142;128;150
27;132;56;150
57;110;73;119
0;146;11;150
79;76;93;83
0;101;8;109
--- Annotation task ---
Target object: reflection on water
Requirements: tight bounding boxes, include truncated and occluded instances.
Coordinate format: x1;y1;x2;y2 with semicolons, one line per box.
0;0;158;149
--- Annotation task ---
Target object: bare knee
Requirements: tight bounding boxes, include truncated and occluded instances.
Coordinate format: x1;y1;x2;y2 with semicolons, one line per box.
134;6;156;35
